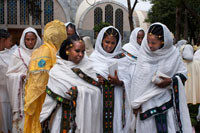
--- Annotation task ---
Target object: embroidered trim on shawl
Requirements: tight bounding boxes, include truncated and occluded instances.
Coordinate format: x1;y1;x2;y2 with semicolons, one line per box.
71;68;101;88
102;80;114;133
125;52;137;59
155;112;168;133
113;53;125;59
171;73;186;133
140;98;173;120
45;86;78;133
18;48;28;69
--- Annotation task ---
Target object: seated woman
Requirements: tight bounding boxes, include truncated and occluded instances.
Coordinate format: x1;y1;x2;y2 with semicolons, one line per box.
40;35;101;133
130;23;192;133
6;27;41;132
89;26;132;133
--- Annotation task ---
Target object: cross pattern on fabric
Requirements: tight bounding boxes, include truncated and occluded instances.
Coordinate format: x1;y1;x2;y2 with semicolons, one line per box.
103;80;114;133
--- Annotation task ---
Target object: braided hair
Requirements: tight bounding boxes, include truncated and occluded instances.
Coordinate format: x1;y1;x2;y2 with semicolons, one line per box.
148;24;164;48
59;34;83;60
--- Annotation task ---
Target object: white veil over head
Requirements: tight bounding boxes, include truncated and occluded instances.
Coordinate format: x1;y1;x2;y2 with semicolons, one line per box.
131;22;187;110
123;27;144;57
19;27;41;57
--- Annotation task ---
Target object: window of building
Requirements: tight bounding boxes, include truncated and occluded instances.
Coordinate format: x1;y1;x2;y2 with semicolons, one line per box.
115;9;123;38
94;7;103;26
44;0;54;25
7;0;17;24
32;0;41;25
0;0;4;24
105;4;113;25
20;0;29;25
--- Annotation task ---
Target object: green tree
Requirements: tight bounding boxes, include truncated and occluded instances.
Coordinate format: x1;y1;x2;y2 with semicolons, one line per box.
146;0;200;44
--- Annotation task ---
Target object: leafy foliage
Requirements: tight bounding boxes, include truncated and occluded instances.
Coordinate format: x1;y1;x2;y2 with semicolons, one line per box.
93;22;111;33
145;0;200;43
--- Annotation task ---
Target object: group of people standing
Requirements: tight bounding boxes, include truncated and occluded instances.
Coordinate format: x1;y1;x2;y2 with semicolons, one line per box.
0;19;193;133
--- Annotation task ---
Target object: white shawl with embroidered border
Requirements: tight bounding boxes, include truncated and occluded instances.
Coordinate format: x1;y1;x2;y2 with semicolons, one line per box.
130;22;191;132
40;56;101;133
90;26;132;133
6;27;41;132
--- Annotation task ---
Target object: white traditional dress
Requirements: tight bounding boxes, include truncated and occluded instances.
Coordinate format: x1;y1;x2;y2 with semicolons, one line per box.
194;49;200;60
130;23;192;133
178;44;200;104
40;56;101;133
122;27;145;132
89;26;132;133
6;27;41;132
0;49;12;133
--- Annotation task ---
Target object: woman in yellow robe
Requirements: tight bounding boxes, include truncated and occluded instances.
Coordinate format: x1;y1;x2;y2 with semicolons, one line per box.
23;20;67;133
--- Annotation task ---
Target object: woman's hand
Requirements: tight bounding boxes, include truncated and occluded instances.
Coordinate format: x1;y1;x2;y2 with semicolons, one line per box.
108;70;124;86
155;76;172;88
97;75;105;85
133;107;141;115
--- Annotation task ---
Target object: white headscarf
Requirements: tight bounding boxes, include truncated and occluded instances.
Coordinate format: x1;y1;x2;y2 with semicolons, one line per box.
40;56;101;133
65;22;79;36
122;27;144;60
175;39;187;50
130;22;187;110
179;44;194;61
19;27;41;57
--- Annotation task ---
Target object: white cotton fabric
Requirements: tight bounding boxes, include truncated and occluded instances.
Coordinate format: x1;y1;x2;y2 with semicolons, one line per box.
130;22;192;133
177;41;194;61
183;60;200;104
6;27;41;132
181;45;194;61
89;26;133;133
0;49;12;133
122;27;144;63
194;49;200;60
40;56;101;133
175;40;187;50
82;36;94;57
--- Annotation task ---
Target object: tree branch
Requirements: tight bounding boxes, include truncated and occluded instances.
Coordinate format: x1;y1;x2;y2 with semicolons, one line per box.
181;0;200;22
131;0;138;14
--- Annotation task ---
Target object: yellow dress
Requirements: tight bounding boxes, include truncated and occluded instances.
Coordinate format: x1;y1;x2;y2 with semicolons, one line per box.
23;20;67;133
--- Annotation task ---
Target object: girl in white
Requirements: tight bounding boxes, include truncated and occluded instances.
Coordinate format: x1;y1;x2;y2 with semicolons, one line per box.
90;26;132;133
6;27;41;132
40;35;101;133
130;22;192;133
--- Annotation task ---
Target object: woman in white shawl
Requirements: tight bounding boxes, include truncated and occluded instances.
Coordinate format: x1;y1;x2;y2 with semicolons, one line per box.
0;29;13;133
65;22;79;37
6;27;41;132
89;26;132;133
40;35;101;133
130;22;192;133
122;27;144;65
177;42;200;104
